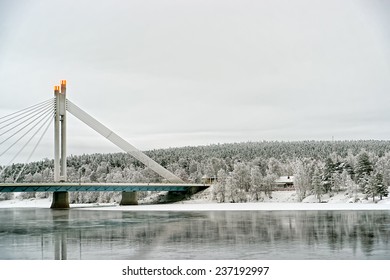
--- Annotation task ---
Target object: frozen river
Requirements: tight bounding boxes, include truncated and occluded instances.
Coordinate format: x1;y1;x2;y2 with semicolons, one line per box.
0;208;389;259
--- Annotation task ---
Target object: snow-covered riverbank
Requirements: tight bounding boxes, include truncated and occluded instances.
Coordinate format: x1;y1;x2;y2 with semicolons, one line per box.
0;190;389;210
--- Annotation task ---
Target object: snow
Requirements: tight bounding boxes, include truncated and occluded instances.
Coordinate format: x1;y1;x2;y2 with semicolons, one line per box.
0;197;52;208
89;201;390;211
0;190;389;211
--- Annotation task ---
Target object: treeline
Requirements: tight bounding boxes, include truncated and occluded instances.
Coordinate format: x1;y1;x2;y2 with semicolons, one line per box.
0;140;389;203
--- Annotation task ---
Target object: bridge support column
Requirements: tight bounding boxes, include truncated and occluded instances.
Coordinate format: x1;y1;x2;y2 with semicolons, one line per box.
120;191;138;205
52;81;69;209
50;192;70;209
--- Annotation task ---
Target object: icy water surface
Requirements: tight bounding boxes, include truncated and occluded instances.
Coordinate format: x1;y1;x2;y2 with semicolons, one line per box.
0;208;389;259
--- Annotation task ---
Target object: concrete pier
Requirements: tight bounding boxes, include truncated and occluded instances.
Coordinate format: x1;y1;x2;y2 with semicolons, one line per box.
120;191;138;205
50;191;70;209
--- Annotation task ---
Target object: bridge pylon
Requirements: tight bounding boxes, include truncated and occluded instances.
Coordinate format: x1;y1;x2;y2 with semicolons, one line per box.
45;79;198;208
0;80;210;208
51;80;69;209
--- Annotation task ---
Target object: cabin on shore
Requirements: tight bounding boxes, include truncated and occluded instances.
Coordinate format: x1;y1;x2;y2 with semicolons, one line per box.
201;174;295;190
274;176;294;189
201;175;218;184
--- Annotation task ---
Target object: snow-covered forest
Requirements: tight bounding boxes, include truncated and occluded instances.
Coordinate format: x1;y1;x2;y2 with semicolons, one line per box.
1;140;389;203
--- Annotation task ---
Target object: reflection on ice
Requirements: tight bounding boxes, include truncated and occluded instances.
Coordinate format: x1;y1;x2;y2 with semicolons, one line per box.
0;209;389;259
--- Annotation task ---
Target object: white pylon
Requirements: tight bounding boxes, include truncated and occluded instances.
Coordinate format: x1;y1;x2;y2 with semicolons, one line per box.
54;80;67;182
53;79;183;184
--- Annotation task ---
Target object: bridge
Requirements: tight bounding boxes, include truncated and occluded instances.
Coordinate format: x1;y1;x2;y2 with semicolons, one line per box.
0;80;209;208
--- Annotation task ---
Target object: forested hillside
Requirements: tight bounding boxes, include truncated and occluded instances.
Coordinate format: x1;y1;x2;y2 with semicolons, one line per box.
1;140;389;203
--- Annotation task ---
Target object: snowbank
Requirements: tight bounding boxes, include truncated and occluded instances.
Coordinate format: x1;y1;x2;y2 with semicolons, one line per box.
94;202;390;211
0;197;52;208
0;190;389;211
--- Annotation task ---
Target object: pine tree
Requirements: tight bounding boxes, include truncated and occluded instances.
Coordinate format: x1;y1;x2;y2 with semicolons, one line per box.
355;151;373;181
375;153;390;187
360;174;378;202
322;158;335;193
374;173;388;200
367;175;377;202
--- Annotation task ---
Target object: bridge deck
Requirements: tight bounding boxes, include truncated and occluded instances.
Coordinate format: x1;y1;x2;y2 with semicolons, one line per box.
0;183;210;192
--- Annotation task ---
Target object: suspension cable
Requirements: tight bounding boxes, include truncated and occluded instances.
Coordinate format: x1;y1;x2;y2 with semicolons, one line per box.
0;98;54;131
0;103;53;146
0;109;54;179
0;107;54;158
0;98;54;124
0;100;54;133
14;113;54;182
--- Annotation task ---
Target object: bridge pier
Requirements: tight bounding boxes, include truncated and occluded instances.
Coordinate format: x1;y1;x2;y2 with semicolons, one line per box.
120;191;138;205
50;192;70;209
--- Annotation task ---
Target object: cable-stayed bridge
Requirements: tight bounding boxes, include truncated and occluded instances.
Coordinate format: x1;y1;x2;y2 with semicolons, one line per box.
0;80;209;208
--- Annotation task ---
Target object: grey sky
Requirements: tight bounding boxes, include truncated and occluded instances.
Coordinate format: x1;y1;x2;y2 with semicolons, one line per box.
1;0;390;163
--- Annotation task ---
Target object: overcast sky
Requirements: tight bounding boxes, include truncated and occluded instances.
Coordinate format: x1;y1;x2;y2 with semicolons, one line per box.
1;0;390;163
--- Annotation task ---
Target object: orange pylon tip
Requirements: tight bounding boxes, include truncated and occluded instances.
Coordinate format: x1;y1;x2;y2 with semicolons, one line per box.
54;85;60;91
61;80;67;85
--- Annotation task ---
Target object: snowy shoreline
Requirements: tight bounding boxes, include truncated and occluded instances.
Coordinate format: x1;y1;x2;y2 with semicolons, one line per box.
0;190;389;211
86;201;390;211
